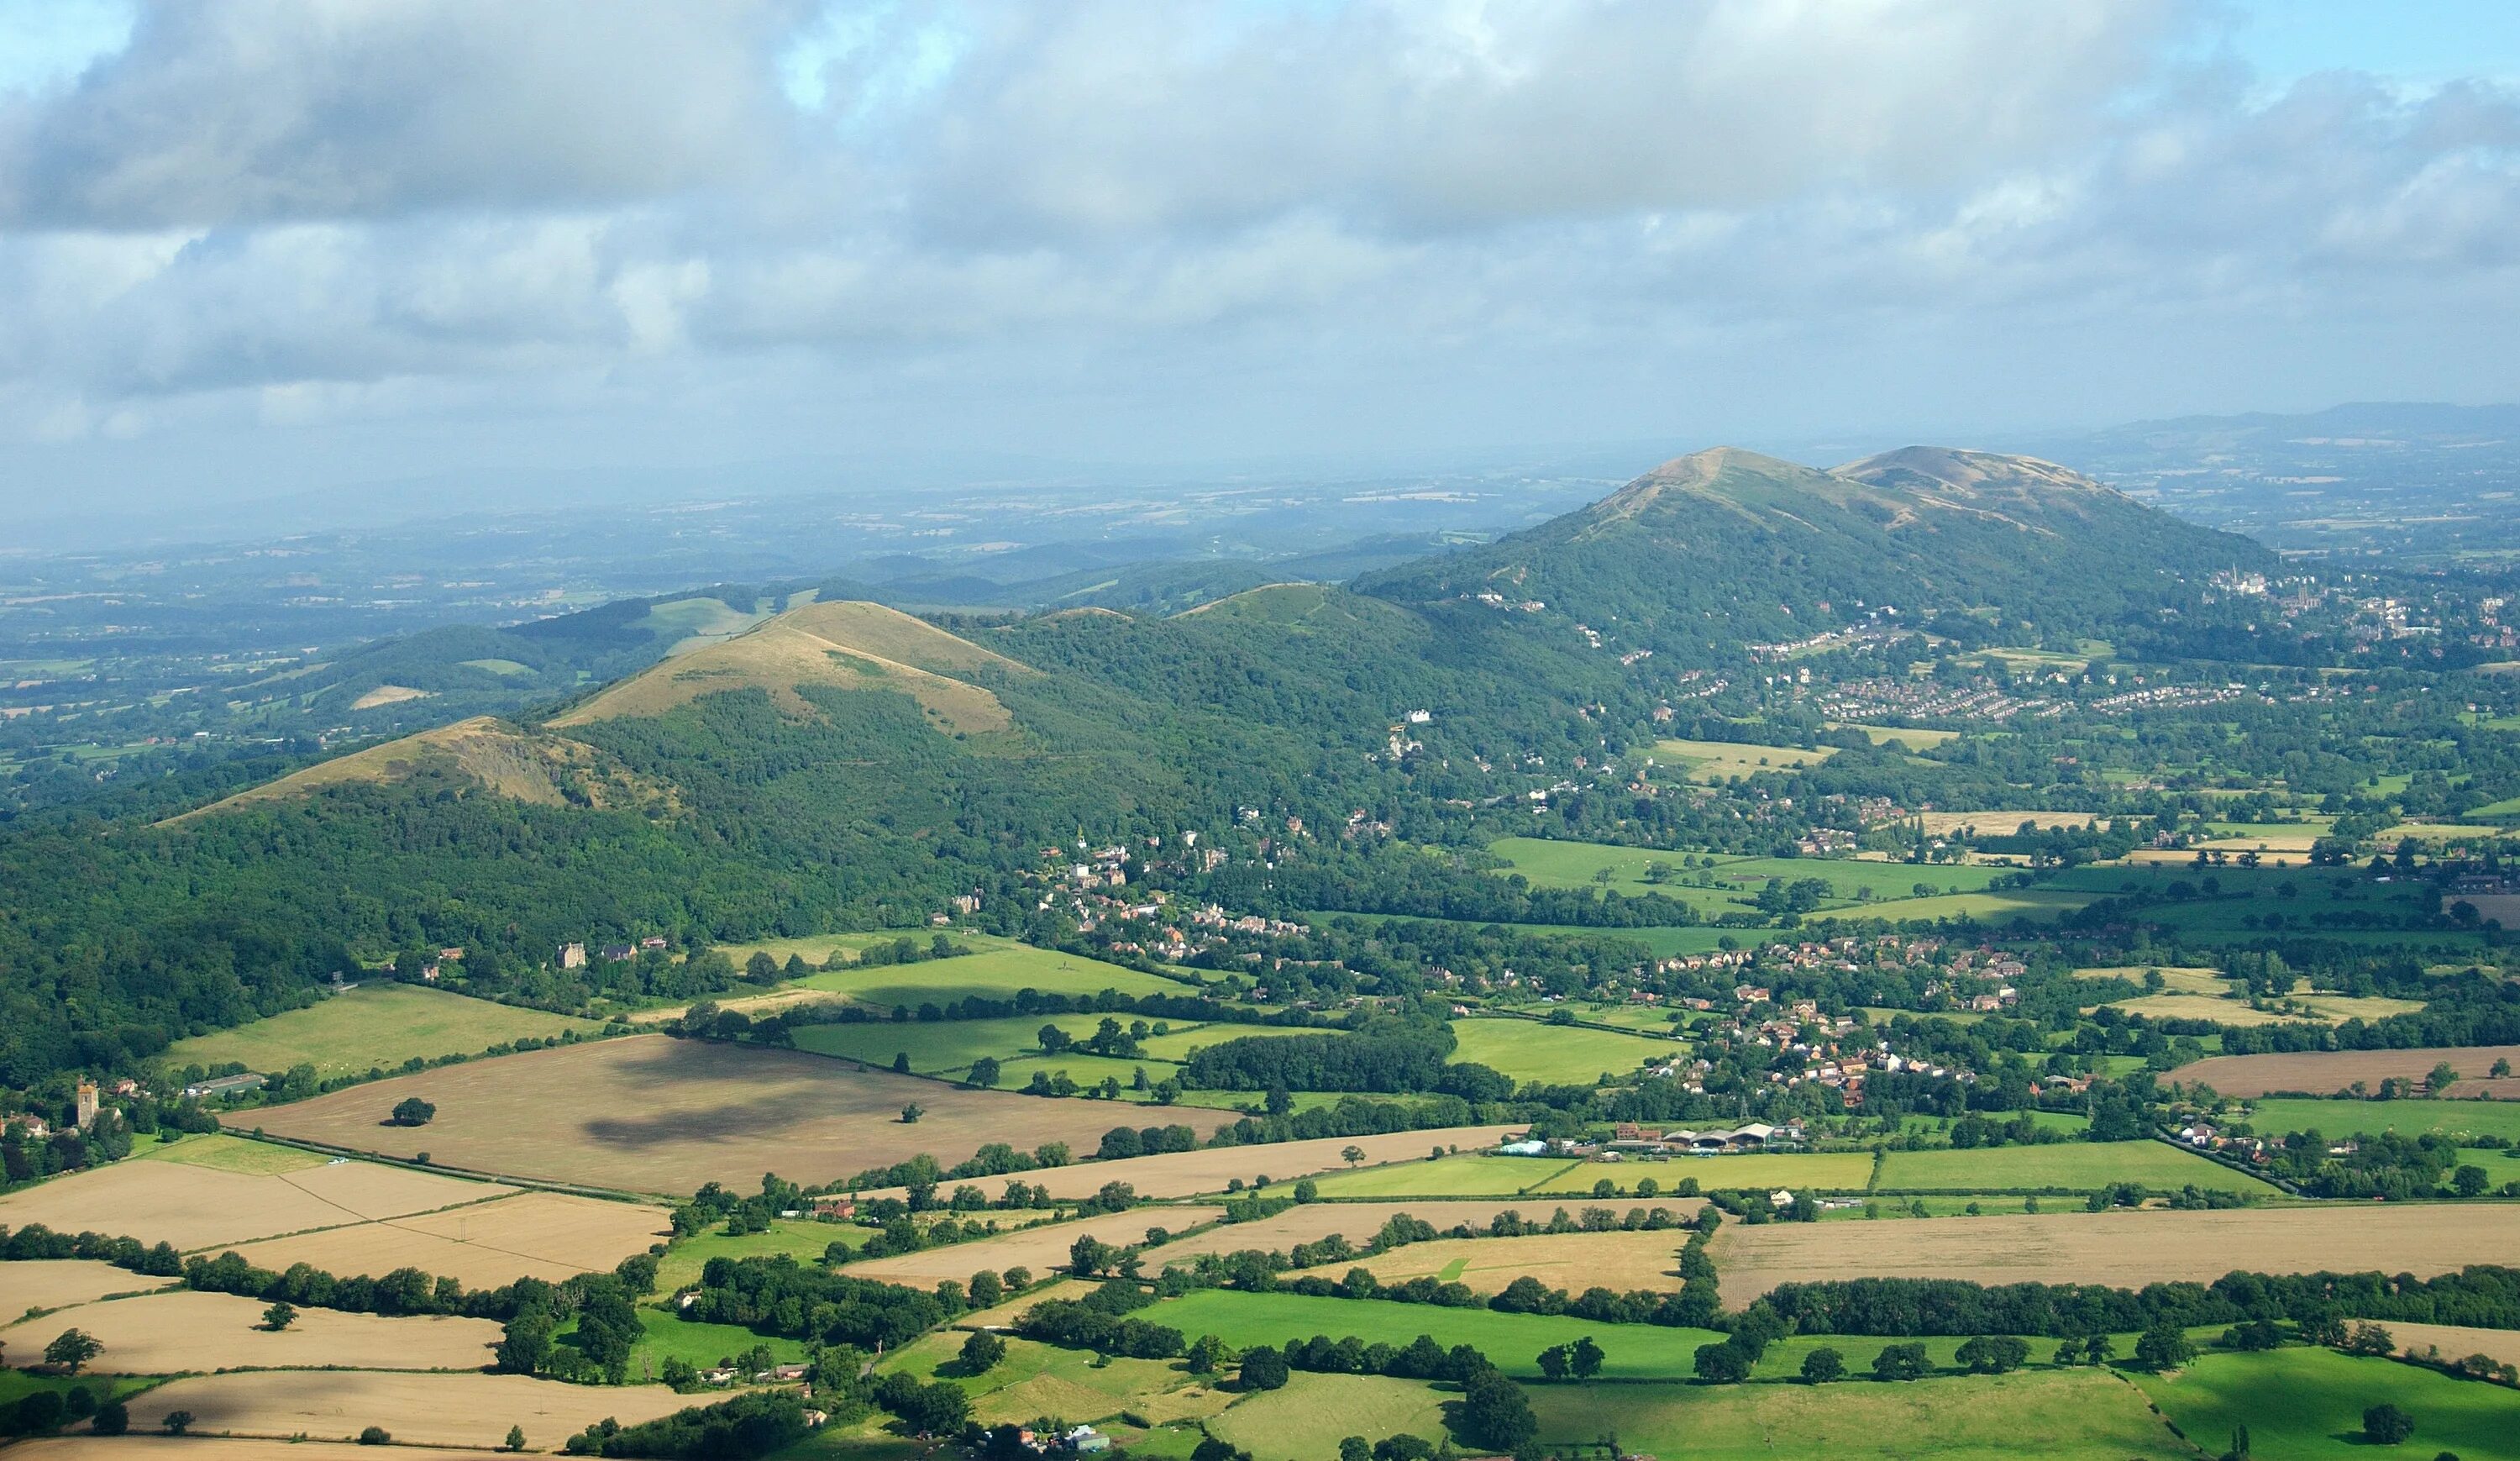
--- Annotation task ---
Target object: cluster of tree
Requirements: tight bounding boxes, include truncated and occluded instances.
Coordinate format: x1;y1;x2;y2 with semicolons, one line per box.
1224;1330;1537;1452
682;1255;951;1350
562;1390;813;1458
2252;1127;2508;1201
0;1383;123;1438
1764;1264;2520;1337
1016;1278;1187;1358
1184;1013;1512;1101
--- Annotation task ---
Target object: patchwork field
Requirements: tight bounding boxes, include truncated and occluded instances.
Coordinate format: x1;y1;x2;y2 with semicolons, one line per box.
0;1139;513;1250
1874;1141;2280;1193
223;1189;669;1286
789;1012;1124;1074
164;984;601;1080
879;1329;1231;1434
3;1258;177;1316
855;1126;1521;1203
1648;738;1836;780
1291;1228;1691;1294
2;1289;500;1374
1446;1017;1676;1085
251;1033;1205;1193
2133;1348;2520;1461
113;1370;694;1450
2244;1095;2520;1145
653;1217;865;1294
1152;1200;1599;1264
1298;1155;1583;1198
1709;1203;2520;1302
641;938;1189;1025
2167;1043;2520;1097
1147;1289;1724;1380
1528;1369;2182;1461
1527;1152;1878;1194
1207;1373;1452;1458
842;1207;1223;1288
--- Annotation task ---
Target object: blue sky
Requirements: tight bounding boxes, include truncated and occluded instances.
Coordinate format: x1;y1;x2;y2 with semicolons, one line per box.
3;2;2518;523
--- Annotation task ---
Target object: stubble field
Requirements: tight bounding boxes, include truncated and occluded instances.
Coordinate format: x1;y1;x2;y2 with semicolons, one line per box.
1289;1228;1690;1294
1151;1200;1619;1264
0;1141;514;1250
222;1189;669;1286
853;1126;1522;1203
1;1289;501;1374
108;1371;695;1450
251;1034;1207;1193
841;1207;1223;1288
3;1259;176;1316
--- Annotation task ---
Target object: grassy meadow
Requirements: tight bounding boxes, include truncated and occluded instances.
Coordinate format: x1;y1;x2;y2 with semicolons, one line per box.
1528;1152;1878;1195
1147;1289;1725;1380
1875;1142;2279;1194
2134;1348;2520;1460
2244;1096;2520;1146
163;982;601;1079
1446;1017;1677;1085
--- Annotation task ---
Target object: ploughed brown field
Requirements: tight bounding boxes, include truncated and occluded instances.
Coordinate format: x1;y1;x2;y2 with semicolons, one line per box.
220;1190;670;1287
251;1034;1226;1194
96;1371;694;1449
857;1126;1525;1204
0;1153;512;1251
2165;1043;2520;1097
1152;1198;1703;1266
843;1206;1224;1288
1709;1203;2520;1303
1;1258;177;1314
1;1289;500;1374
1289;1228;1693;1294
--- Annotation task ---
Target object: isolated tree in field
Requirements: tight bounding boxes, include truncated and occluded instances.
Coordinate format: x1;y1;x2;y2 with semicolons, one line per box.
1692;1340;1751;1383
967;1057;1001;1088
1341;1144;1367;1167
1038;1024;1074;1054
960;1330;1006;1374
1871;1343;1932;1381
1340;1437;1372;1461
360;1427;392;1446
2083;1333;2114;1365
505;1426;528;1453
891;1050;911;1074
1800;1347;1845;1384
2222;1423;2250;1460
1068;1235;1114;1276
2134;1322;2196;1372
900;1103;923;1124
2361;1404;2415;1446
1240;1346;1289;1391
261;1301;297;1331
2428;1061;2459;1093
390;1096;435;1127
2453;1165;2489;1197
1186;1333;1230;1374
92;1402;129;1436
1457;1369;1537;1450
1537;1344;1570;1380
163;1411;195;1436
44;1328;102;1374
1569;1335;1605;1380
745;951;779;984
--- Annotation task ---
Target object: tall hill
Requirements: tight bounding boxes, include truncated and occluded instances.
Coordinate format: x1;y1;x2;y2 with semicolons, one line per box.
1356;445;2271;660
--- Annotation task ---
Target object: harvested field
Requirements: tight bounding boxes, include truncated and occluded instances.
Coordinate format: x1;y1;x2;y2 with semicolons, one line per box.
1152;1200;1616;1264
2;1259;176;1316
225;1190;669;1287
0;1150;512;1250
2166;1044;2520;1098
843;1207;1223;1288
1207;1374;1450;1458
252;1034;1206;1194
1709;1203;2520;1304
118;1371;693;1449
22;1442;489;1461
1912;810;2096;836
1531;1152;1877;1194
856;1126;1522;1203
1290;1228;1691;1294
2383;1322;2520;1369
3;1289;500;1374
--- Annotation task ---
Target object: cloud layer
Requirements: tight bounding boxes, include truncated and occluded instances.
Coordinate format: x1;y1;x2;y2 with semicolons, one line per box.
3;0;2518;501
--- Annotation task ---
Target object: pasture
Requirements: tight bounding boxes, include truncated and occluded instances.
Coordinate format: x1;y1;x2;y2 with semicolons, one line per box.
2134;1348;2520;1461
1528;1153;1877;1195
764;939;1188;1009
653;1217;866;1295
1147;1288;1724;1380
223;1189;670;1287
1446;1017;1676;1085
843;1207;1223;1288
1529;1369;2185;1461
1833;723;1961;749
0;1140;512;1250
880;1330;1230;1432
2242;1096;2520;1145
1207;1374;1452;1459
1290;1229;1689;1295
1648;738;1835;781
2167;1043;2520;1098
1298;1155;1582;1198
1485;837;2009;909
1;1289;500;1374
853;1126;1522;1203
1708;1203;2520;1303
1874;1141;2279;1193
789;1012;1124;1074
115;1370;694;1450
164;985;601;1080
251;1034;1200;1194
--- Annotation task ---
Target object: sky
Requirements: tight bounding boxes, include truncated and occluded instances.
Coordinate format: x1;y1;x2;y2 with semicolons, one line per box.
3;0;2519;527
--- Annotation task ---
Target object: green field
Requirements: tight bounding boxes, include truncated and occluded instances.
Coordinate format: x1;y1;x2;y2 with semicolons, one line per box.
1137;1023;1326;1063
555;1306;811;1378
1528;1153;1878;1195
1446;1017;1677;1085
1529;1369;2186;1459
1207;1373;1454;1458
1876;1142;2280;1194
1487;837;2008;910
2244;1096;2520;1145
162;982;601;1079
753;938;1190;1009
2134;1347;2520;1460
654;1217;867;1295
790;1012;1124;1074
1302;1155;1583;1197
1147;1289;1724;1380
135;1132;333;1174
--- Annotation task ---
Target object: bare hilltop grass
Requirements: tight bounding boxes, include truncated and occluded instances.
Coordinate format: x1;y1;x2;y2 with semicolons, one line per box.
0;1142;512;1250
225;1190;669;1288
854;1126;1524;1204
253;1034;1223;1194
165;716;663;823
844;1207;1224;1289
1709;1204;2520;1304
3;1258;177;1316
2166;1043;2520;1097
3;1289;500;1374
1290;1228;1692;1295
112;1371;693;1450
